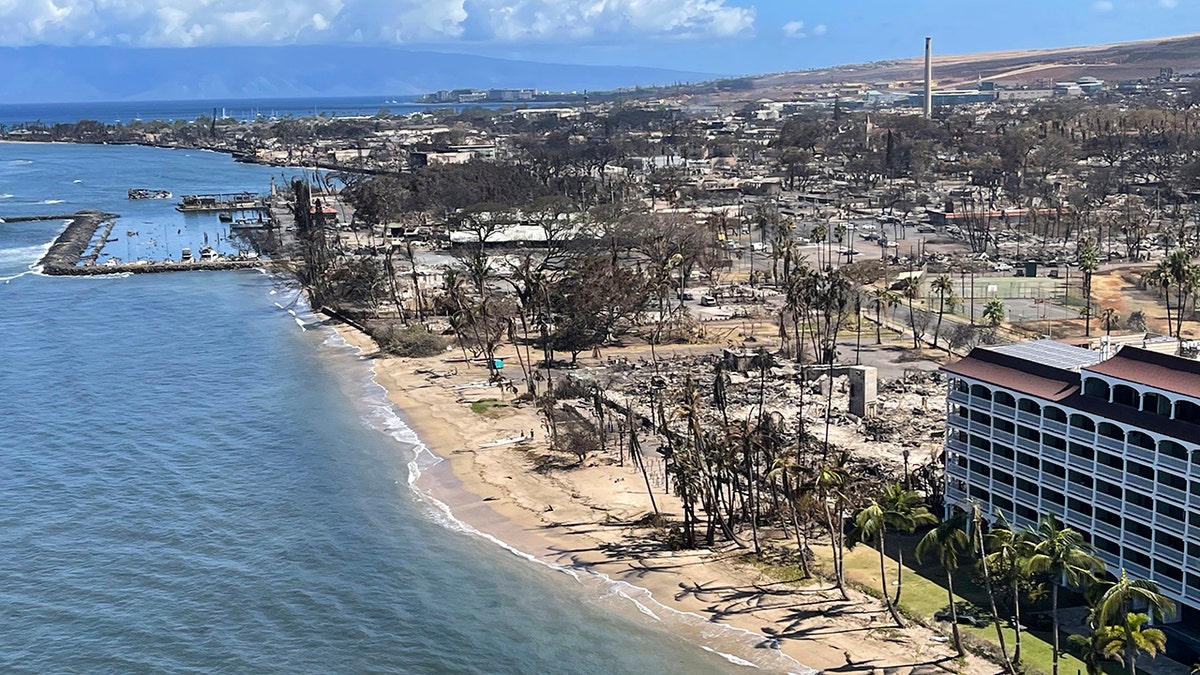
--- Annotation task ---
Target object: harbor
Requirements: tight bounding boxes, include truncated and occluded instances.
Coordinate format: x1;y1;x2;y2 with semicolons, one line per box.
26;210;269;275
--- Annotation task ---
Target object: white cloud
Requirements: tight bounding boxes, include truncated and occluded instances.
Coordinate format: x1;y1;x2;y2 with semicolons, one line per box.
782;20;806;38
1160;0;1178;8
0;0;754;47
811;23;826;36
1092;0;1114;11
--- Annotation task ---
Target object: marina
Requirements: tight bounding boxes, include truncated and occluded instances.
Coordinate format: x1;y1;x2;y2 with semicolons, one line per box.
176;191;267;213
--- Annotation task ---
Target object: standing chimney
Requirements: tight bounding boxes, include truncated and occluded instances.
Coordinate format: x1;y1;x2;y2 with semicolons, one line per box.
924;37;933;119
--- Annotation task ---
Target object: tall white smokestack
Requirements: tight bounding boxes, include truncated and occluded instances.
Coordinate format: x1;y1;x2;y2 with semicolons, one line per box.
924;36;933;119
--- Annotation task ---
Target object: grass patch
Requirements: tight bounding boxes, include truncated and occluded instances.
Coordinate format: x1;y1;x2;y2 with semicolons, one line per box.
469;398;512;418
840;541;1087;675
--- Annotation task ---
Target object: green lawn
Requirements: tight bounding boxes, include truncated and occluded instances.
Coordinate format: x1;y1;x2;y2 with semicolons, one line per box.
839;539;1089;675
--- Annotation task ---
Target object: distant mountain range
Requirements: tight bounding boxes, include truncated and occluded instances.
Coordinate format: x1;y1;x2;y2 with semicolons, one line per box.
0;46;715;104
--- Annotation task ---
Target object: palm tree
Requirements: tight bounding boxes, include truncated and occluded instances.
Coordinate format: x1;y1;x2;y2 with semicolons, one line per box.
1024;514;1106;675
1078;238;1099;337
1092;570;1176;675
1101;306;1120;337
1067;627;1120;675
899;277;921;348
1142;260;1173;336
931;274;955;349
970;504;1015;673
915;511;971;657
854;483;937;627
982;297;1006;327
816;456;852;601
1099;612;1168;675
985;514;1031;665
869;287;900;344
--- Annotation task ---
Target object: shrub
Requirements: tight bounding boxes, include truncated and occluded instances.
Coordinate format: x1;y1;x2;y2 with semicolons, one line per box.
371;323;447;357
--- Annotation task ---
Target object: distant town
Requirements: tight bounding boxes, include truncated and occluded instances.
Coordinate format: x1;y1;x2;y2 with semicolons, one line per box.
11;36;1200;673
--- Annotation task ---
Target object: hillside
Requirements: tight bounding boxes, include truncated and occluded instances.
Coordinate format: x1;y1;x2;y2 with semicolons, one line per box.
743;32;1200;96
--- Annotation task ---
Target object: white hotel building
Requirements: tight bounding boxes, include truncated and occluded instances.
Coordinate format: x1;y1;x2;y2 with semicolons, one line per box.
941;342;1200;627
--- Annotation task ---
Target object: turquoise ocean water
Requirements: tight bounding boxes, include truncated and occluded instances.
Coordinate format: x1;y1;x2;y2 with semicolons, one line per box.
0;142;807;674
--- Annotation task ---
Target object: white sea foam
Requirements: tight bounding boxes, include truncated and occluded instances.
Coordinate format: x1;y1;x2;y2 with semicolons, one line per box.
0;193;13;199
39;199;65;205
286;298;815;675
0;243;53;266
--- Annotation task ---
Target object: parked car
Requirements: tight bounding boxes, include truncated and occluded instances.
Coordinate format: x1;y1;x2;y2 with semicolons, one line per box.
993;262;1014;272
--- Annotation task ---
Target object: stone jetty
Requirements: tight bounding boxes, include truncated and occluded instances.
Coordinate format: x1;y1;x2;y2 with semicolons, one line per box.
17;210;267;276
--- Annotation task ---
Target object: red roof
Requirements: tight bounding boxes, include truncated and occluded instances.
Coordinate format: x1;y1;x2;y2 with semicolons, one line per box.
1084;346;1200;399
941;348;1080;401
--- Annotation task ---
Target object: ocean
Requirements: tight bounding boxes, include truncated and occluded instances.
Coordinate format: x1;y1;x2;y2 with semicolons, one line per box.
0;142;803;673
0;96;562;127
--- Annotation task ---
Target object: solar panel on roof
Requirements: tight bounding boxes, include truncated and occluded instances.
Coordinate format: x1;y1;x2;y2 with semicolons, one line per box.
989;341;1103;371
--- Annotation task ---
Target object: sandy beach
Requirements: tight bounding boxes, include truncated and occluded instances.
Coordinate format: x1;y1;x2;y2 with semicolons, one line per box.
332;323;1002;675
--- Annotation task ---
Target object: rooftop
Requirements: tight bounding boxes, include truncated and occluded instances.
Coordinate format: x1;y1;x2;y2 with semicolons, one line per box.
1085;346;1200;400
941;346;1081;401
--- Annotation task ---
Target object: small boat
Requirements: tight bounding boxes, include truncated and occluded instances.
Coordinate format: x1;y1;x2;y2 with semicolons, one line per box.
199;246;218;262
180;247;194;263
218;212;233;223
128;188;172;200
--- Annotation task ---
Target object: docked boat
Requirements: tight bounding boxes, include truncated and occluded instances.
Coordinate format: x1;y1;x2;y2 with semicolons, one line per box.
177;192;265;213
180;247;194;263
128;188;172;200
218;212;233;222
199;246;219;262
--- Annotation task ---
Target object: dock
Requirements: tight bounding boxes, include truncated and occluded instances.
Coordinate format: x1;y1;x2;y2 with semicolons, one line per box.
177;192;268;213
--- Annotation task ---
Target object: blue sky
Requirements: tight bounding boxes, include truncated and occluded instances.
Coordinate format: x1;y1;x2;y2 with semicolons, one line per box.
1;0;1196;75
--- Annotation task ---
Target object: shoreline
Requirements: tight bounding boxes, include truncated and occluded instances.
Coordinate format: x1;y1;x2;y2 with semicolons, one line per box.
325;318;1001;675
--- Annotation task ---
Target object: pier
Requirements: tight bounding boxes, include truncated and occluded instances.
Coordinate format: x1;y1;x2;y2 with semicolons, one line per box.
177;192;268;214
20;211;268;276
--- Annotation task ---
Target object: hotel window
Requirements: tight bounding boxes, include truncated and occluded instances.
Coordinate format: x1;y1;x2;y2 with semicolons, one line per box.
1068;443;1094;460
1156;531;1185;553
1158;470;1187;493
1142;392;1172;417
1156;500;1185;523
1128;431;1155;452
1096;479;1122;500
1017;452;1039;469
1044;462;1065;478
1095;536;1121;555
1097;452;1123;471
1096;507;1121;527
969;485;991;502
1176;399;1200;425
1098;422;1124;442
969;460;990;478
1126;491;1153;511
1124;520;1153;541
970;384;992;400
1016;504;1038;521
1017;399;1041;416
993;470;1014;486
1016;478;1038;497
1068;470;1092;487
1188;573;1200;592
994;496;1013;512
994;444;1015;460
1017;426;1039;442
1042;486;1064;505
1112;384;1140;409
1159;440;1188;462
1043;434;1067;451
1154;560;1183;583
1127;461;1154;481
1043;406;1067;423
970;409;991;425
994;391;1015;408
1125;549;1152;569
1069;414;1096;431
1083;378;1110;400
994;419;1015;434
1067;497;1092;517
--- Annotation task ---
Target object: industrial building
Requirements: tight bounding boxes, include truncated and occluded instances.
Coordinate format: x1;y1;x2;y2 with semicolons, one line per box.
941;341;1200;632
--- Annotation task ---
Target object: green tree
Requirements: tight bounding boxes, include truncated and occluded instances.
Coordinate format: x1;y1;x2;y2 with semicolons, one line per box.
931;274;955;350
915;511;971;657
1101;307;1120;337
1099;612;1168;675
869;287;900;344
1078;238;1100;337
1024;514;1106;675
1091;570;1176;675
899;277;921;348
985;515;1032;665
983;298;1006;327
1067;628;1119;675
854;483;937;627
